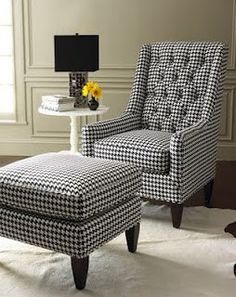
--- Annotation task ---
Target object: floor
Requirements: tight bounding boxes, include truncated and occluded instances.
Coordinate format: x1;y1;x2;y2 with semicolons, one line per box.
0;156;26;167
1;156;236;236
189;161;236;238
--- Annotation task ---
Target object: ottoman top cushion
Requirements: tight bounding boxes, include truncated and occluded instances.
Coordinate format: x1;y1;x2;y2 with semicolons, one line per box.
0;153;142;221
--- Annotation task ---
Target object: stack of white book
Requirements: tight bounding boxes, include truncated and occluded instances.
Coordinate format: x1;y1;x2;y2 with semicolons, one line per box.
41;95;75;111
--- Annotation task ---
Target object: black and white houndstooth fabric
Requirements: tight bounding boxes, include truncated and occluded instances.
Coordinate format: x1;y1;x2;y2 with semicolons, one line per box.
95;129;172;174
82;41;228;204
82;113;141;157
0;195;141;258
0;154;142;258
0;153;142;221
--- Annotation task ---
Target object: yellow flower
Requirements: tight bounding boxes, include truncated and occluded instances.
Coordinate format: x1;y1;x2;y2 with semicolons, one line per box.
86;81;95;92
82;81;103;99
91;83;102;99
82;85;89;97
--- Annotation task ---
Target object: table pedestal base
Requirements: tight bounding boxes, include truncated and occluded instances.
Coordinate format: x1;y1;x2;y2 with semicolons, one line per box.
70;116;79;154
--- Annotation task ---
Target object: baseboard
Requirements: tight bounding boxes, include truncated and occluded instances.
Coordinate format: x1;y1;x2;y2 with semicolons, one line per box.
0;139;72;156
0;139;236;160
217;145;236;160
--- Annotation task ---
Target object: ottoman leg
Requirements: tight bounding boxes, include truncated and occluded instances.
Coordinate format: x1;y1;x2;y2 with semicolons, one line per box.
71;256;89;290
125;223;140;253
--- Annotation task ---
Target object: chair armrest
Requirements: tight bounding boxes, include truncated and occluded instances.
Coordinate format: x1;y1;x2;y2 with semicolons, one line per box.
170;119;212;186
81;113;141;156
174;119;208;140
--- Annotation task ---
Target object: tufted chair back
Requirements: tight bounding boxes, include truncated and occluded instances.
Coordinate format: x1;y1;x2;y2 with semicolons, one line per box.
127;42;226;133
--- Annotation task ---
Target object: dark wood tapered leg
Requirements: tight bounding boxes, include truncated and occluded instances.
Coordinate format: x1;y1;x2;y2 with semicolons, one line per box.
234;264;236;276
71;256;89;290
170;203;184;229
125;223;140;253
204;179;214;208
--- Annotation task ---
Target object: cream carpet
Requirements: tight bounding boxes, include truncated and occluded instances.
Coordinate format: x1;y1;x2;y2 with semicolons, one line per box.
0;203;236;297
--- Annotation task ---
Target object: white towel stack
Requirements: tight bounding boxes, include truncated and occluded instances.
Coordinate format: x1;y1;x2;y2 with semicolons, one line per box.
41;95;75;111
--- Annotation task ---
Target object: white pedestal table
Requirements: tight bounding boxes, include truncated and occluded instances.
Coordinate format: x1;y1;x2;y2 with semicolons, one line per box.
38;106;109;154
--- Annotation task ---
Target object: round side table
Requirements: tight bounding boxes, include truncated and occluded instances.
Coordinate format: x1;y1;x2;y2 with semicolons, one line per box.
38;106;109;154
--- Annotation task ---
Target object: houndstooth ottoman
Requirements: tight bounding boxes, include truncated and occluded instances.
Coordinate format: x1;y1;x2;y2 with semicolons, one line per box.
0;153;142;289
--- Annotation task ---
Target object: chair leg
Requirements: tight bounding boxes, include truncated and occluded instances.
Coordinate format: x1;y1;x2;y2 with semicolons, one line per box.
204;179;214;208
125;223;140;253
170;203;184;229
71;256;89;290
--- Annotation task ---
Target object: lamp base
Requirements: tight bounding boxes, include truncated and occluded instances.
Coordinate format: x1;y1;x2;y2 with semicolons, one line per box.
69;72;88;107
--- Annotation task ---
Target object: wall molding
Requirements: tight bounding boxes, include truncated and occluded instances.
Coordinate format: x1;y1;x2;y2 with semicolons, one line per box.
23;72;236;84
27;84;68;137
24;0;236;72
0;139;70;156
24;0;33;68
219;86;235;141
26;84;103;139
24;75;134;84
228;0;236;69
24;0;136;71
8;0;28;125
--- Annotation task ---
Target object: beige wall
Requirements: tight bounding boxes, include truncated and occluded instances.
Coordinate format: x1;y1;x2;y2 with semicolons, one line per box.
0;0;236;159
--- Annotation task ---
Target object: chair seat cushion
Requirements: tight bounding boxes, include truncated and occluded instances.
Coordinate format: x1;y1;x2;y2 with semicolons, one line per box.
0;153;142;221
95;129;172;174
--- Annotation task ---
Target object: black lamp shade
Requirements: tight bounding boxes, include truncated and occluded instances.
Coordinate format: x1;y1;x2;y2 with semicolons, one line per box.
54;35;99;72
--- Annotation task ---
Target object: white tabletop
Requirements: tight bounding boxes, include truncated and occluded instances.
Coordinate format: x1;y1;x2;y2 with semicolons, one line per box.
38;106;109;117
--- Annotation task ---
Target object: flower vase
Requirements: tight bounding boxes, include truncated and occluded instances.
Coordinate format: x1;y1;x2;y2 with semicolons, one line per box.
88;97;99;111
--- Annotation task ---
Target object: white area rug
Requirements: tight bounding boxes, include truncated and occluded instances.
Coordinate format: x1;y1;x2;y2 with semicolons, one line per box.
0;204;236;297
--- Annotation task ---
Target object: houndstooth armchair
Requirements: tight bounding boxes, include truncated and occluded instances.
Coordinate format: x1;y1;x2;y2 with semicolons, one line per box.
82;41;228;228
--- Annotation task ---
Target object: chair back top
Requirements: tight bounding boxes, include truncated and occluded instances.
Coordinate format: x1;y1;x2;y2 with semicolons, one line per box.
127;41;228;132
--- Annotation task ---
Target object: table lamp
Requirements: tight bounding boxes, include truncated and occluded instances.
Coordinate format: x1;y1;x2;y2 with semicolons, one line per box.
54;34;99;107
